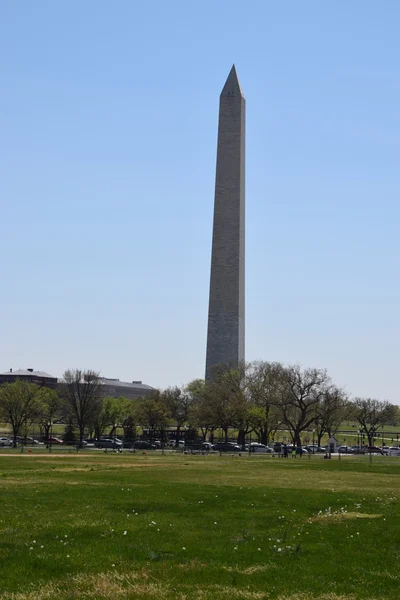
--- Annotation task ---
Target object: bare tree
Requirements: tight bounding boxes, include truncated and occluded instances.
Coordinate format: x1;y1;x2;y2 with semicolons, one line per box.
200;365;246;443
351;398;397;446
247;361;284;445
277;365;331;446
314;387;350;447
61;369;102;446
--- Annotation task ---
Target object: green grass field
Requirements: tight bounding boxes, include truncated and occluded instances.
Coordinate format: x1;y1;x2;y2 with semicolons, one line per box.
0;453;399;600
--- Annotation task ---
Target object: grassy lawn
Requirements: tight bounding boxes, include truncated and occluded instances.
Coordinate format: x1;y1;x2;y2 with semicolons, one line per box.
0;453;399;600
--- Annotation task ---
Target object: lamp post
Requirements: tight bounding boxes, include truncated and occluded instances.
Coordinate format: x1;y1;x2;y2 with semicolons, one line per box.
248;430;251;457
48;421;52;454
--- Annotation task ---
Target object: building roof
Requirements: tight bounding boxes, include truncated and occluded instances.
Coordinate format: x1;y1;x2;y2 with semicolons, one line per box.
99;377;154;391
1;369;57;379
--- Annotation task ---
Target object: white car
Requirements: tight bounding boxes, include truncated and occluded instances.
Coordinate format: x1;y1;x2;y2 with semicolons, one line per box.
388;447;400;457
0;437;13;447
248;443;274;453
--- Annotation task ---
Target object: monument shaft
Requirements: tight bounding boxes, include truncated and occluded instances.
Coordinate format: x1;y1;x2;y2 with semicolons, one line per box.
205;66;245;379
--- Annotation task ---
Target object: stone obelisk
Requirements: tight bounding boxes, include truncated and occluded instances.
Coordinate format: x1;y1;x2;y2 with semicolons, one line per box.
205;65;245;380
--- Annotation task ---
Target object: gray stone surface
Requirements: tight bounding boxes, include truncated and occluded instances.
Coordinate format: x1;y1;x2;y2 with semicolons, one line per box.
205;65;245;379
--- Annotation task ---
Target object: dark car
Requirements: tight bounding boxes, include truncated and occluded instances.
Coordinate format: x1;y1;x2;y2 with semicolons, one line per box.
213;442;242;452
133;440;156;450
94;438;123;449
16;436;44;446
367;447;384;455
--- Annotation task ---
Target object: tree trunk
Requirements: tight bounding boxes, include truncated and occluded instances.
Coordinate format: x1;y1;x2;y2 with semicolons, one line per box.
13;426;18;448
79;426;84;447
223;427;229;443
175;425;181;448
237;429;246;446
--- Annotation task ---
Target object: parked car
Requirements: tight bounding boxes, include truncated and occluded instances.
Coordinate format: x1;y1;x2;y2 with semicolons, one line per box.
133;440;156;450
388;447;400;457
306;445;326;453
273;442;283;453
47;437;64;445
0;437;13;447
94;438;123;449
337;446;350;453
167;439;185;448
122;439;135;449
350;445;365;454
22;437;44;445
245;443;273;453
202;442;214;451
84;439;96;447
213;442;242;452
367;447;384;455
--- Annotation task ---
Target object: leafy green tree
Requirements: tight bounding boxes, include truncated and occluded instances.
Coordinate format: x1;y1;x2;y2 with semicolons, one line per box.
162;387;192;447
0;380;42;447
186;379;215;441
91;396;124;439
200;365;246;443
63;421;77;443
36;387;62;446
136;391;170;444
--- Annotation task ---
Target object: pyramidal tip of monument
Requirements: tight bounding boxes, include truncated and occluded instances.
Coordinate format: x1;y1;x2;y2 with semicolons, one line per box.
220;64;244;98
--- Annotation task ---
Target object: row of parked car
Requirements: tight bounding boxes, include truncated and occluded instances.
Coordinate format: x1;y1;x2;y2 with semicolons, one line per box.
336;445;400;456
2;435;400;457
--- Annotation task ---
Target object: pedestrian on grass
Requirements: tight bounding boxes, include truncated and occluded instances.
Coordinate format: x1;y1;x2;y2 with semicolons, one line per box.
283;444;288;458
292;447;296;459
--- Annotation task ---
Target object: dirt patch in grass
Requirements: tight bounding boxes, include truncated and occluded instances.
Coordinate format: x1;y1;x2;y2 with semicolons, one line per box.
224;564;277;575
309;511;383;523
1;570;363;600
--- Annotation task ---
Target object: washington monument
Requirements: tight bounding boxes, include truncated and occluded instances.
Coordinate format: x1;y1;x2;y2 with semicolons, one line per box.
205;65;245;380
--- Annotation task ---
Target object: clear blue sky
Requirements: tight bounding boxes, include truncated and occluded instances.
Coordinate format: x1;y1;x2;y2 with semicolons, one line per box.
1;1;399;403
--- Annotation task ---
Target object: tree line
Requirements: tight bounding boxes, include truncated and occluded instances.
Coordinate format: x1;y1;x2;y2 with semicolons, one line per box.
0;364;398;448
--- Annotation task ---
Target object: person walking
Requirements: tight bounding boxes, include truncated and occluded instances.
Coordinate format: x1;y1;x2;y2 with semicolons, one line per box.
292;447;296;459
283;444;288;458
